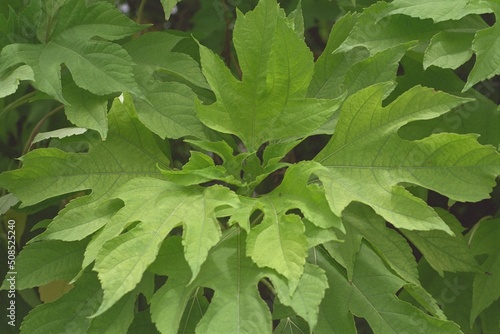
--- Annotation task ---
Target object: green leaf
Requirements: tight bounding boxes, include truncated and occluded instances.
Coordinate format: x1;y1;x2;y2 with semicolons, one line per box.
468;219;500;324
93;179;239;316
315;83;499;233
270;263;329;332
247;213;308;291
160;150;243;186
150;230;273;334
196;0;344;150
316;244;464;334
19;272;102;334
424;31;475;70
0;94;169;241
385;0;492;23
0;64;34;98
0;0;145;102
394;52;500;148
307;12;364;100
62;78;109;140
337;2;488;56
471;253;500;324
401;209;482;276
342;203;419;285
1;239;86;290
273;317;310;334
124;32;214;140
32;127;88;145
160;0;180;20
465;12;500;91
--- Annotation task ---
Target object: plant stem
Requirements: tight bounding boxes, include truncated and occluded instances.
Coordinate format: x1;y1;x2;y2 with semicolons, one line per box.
136;0;148;24
1;91;37;116
21;105;64;157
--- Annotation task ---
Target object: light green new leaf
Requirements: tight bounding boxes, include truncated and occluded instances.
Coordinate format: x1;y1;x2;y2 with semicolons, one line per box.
315;83;500;233
196;0;343;150
247;213;308;291
150;231;273;334
243;162;340;288
270;263;329;332
93;179;239;316
385;0;492;23
0;94;169;241
0;240;86;290
0;0;145;103
32;128;88;145
316;244;463;334
160;150;243;186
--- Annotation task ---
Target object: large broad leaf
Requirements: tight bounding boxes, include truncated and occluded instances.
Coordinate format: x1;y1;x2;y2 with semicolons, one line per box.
315;83;500;233
19;271;151;334
124;32;215;140
341;203;419;285
149;231;273;334
0;94;170;241
385;0;492;23
196;0;343;151
316;243;463;334
92;179;239;316
337;2;488;56
401;208;482;276
0;239;86;290
0;0;145;103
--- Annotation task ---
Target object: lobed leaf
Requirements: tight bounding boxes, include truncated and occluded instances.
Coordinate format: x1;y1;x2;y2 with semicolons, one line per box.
0;94;169;241
317;244;464;334
196;0;343;150
315;83;500;233
92;179;239;316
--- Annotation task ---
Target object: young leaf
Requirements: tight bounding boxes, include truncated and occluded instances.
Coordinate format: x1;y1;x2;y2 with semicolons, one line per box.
247;213;308;291
315;83;499;233
196;0;344;151
93;179;239;316
316;244;464;334
269;263;329;332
